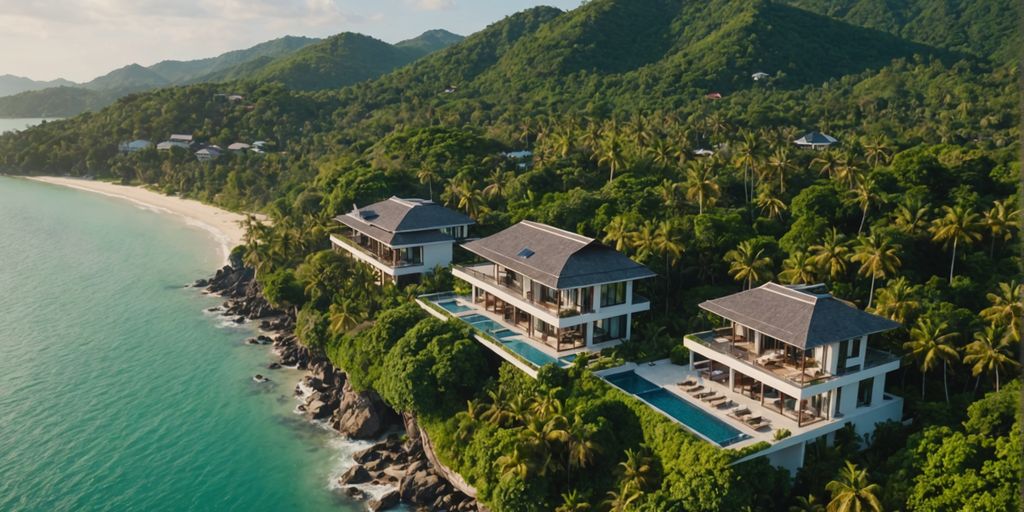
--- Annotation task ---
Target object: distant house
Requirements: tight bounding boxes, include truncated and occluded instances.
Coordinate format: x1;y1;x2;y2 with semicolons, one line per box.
752;72;770;81
793;131;838;150
443;85;458;94
228;142;251;153
169;134;193;144
706;92;723;100
227;94;244;102
195;146;222;162
502;150;534;169
251;141;268;153
693;148;715;157
157;140;190;151
118;139;153;154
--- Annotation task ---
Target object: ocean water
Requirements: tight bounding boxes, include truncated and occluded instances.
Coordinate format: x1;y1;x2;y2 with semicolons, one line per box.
0;177;369;511
0;118;62;133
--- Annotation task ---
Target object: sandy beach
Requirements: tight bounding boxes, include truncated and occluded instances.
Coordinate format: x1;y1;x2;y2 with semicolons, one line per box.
27;177;252;262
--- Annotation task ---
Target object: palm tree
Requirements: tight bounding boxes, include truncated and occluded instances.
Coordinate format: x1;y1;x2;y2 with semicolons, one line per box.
863;136;892;167
496;447;532;483
653;179;681;213
849;176;881;235
871;277;920;324
779;251;818;285
849;232;901;308
725;240;773;289
604;483;641;512
790;494;825;512
630;221;659;264
733;131;761;203
766;147;795;192
683;159;720;214
416;166;440;201
982;199;1020;257
929;205;983;282
565;413;600;485
904;317;960;402
520;415;569;476
825;461;883;512
328;298;364;333
596;135;627;183
618;448;653;491
756;187;788;220
809;228;851;282
445;177;489;219
654;220;685;313
482;168;514;200
454;399;485;442
531;387;564;419
892;197;931;237
964;325;1020;391
556;490;591;512
603;215;635;253
981;281;1024;342
811;150;841;180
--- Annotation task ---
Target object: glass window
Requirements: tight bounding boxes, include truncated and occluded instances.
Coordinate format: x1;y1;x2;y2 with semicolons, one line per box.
857;377;874;407
596;315;627;340
850;337;862;357
600;281;626;307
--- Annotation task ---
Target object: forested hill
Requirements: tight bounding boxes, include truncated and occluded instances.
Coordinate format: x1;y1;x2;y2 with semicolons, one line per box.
780;0;1020;64
229;31;464;91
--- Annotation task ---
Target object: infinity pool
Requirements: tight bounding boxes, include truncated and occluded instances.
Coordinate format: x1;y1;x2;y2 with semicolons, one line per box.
437;300;472;314
501;337;559;367
604;371;749;447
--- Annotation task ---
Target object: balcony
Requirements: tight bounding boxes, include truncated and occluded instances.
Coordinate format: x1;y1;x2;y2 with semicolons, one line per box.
686;329;835;388
454;263;589;318
331;233;422;269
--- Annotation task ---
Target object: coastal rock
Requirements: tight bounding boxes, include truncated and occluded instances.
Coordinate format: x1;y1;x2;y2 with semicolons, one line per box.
345;486;366;500
339;464;372;485
368;490;400;512
306;400;332;420
332;380;396;439
267;362;281;370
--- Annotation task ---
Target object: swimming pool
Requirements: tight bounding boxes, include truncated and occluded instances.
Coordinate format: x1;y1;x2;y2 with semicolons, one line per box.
437;300;472;314
604;371;749;447
501;337;560;367
459;314;489;324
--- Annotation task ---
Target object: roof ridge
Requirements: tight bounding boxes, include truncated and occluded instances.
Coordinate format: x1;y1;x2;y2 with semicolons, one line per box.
520;220;593;246
761;282;818;305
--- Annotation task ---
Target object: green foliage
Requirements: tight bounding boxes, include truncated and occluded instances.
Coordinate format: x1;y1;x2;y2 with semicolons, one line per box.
260;268;304;309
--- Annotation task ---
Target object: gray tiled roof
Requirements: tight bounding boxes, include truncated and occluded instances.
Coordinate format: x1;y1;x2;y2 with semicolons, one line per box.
461;221;655;289
699;283;900;349
794;131;838;145
334;197;472;247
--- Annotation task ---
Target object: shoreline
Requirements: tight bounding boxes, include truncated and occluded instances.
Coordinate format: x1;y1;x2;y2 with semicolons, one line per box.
25;176;253;263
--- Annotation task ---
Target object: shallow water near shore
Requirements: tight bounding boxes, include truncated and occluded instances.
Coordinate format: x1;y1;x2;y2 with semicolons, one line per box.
0;177;364;511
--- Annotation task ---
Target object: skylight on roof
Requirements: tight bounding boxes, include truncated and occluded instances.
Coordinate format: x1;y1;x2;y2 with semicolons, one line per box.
517;247;535;258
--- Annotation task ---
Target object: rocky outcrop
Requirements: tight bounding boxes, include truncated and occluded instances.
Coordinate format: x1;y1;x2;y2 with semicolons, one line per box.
201;262;481;511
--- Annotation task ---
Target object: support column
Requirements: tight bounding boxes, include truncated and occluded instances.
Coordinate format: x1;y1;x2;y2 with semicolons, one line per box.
689;350;695;368
624;313;632;340
586;322;594;347
728;368;735;391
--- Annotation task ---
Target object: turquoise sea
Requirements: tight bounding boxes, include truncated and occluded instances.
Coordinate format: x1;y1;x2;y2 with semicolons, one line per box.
0;177;369;511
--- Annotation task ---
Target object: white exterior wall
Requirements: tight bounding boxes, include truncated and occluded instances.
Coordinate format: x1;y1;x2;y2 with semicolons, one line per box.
420;242;453;272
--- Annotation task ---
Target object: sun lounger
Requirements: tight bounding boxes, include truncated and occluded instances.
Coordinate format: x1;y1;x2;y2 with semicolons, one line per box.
748;418;771;431
687;386;705;395
700;393;721;402
706;395;727;405
677;378;697;387
695;391;715;399
716;400;736;409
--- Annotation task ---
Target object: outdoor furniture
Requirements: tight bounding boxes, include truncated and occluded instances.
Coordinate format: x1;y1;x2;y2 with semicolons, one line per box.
709;369;729;383
687;386;705;395
706;395;727;405
677;378;697;388
748;417;772;431
728;408;751;420
756;350;783;366
700;392;720;402
717;400;736;409
695;391;716;399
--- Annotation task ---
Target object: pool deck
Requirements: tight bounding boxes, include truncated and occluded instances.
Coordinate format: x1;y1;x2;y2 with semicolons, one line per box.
601;359;844;450
418;294;621;372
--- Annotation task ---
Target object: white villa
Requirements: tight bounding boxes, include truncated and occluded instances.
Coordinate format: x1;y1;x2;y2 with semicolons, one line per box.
662;283;903;473
195;146;222;162
752;71;770;81
793;131;838;150
452;221;655;353
330;197;473;286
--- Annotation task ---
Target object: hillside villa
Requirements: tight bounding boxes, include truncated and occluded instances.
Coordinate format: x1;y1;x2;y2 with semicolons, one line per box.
420;221;654;374
330;197;473;286
793;131;838;150
600;283;902;474
195;146;222;162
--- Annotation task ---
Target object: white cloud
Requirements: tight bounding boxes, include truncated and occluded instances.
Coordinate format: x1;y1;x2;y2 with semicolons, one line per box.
410;0;454;11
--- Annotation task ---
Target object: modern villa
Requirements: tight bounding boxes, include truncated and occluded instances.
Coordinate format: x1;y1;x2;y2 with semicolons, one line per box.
793;131;838;150
330;197;473;286
451;221;655;353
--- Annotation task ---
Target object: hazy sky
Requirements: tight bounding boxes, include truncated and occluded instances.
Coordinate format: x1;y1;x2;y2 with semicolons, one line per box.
1;0;584;83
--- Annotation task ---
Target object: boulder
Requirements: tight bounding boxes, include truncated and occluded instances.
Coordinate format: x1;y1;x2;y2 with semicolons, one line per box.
306;400;331;420
267;362;281;370
345;486;366;500
338;464;372;485
332;380;396;439
368;490;400;512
